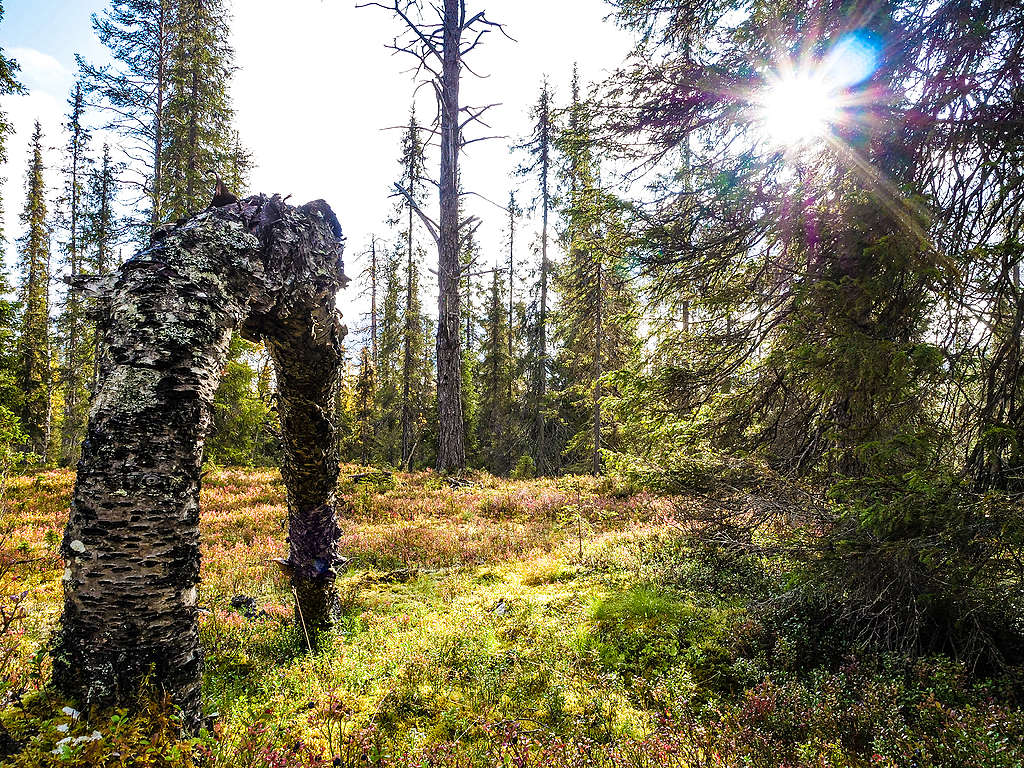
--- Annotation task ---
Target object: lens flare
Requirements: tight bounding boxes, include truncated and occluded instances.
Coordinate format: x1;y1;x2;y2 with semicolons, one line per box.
823;30;883;88
757;29;882;149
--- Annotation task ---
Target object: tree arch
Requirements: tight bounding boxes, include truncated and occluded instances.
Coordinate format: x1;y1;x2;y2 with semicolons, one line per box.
53;195;349;730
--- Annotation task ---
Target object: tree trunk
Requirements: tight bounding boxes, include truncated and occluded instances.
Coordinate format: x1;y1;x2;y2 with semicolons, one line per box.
592;257;602;476
263;200;349;647
401;220;414;466
435;0;466;473
55;195;348;730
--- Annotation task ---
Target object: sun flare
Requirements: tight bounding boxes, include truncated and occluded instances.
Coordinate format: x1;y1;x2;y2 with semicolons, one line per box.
760;73;840;147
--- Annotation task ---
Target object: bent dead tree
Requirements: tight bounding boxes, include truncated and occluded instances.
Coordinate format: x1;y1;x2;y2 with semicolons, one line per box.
53;195;349;729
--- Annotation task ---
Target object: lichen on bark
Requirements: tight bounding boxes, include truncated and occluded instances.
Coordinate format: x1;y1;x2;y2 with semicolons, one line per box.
54;195;348;730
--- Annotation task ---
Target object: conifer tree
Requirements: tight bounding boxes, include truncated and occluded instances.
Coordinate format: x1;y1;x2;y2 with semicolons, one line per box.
0;3;25;247
397;107;428;466
516;78;557;472
0;15;25;468
220;129;251;200
82;144;122;391
57;82;94;465
79;0;173;231
0;264;23;471
17;123;53;461
84;144;121;278
477;269;513;472
410;313;438;468
366;237;382;364
365;0;510;473
400;253;428;468
461;231;481;461
334;348;358;462
553;70;639;473
377;252;403;464
354;346;376;466
163;0;242;218
506;191;521;404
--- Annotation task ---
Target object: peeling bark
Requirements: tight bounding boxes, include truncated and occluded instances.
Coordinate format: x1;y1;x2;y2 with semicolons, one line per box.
54;195;348;730
258;200;349;646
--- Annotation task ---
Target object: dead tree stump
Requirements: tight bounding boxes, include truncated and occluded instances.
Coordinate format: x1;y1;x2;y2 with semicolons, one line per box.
53;195;348;729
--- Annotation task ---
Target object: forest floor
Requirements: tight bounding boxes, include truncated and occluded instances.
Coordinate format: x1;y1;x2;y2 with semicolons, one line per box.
2;467;1023;767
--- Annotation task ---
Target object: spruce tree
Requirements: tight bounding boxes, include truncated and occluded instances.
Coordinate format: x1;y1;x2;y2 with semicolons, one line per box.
163;0;242;218
361;238;380;365
0;264;23;471
516;78;557;472
79;0;173;231
84;144;121;278
377;251;403;464
17;123;53;461
0;3;25;246
397;107;428;466
354;346;376;466
82;144;122;391
553;70;639;473
461;231;482;462
506;191;521;404
477;269;513;473
0;15;25;468
400;252;428;468
57;82;94;465
334;348;358;462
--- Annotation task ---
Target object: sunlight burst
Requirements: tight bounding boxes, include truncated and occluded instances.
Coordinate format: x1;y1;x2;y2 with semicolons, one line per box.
760;73;840;147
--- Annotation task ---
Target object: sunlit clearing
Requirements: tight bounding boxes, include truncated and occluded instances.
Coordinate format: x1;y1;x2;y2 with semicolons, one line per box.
761;73;839;147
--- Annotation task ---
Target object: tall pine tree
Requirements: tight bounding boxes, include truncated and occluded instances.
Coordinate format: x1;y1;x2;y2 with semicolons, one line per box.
79;0;173;231
163;0;243;218
516;78;557;473
57;82;94;465
17;123;52;461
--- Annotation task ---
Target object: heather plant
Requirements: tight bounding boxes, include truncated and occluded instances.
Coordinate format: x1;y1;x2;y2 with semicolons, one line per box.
2;467;1024;766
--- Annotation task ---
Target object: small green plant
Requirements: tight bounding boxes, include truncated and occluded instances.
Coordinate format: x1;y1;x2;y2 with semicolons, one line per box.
511;454;535;479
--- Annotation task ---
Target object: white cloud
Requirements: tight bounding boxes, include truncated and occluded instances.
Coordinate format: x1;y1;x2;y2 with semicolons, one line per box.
9;47;69;94
1;46;73;274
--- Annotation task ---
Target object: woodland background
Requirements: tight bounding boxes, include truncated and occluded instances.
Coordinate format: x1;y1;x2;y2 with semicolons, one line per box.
1;0;1024;765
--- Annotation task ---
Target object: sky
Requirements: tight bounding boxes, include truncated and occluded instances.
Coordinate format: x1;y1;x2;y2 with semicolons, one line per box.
0;0;637;334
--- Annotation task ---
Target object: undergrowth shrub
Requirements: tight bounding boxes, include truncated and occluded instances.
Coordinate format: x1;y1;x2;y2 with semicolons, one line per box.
807;471;1024;667
0;692;212;767
588;586;740;697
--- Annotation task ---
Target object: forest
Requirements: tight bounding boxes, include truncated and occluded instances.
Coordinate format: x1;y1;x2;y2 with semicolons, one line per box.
1;0;1024;765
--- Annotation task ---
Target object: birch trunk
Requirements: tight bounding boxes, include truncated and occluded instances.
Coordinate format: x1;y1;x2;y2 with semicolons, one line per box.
55;195;348;729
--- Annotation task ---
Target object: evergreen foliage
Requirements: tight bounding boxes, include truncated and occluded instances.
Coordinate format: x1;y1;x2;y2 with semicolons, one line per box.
476;270;513;473
78;0;174;231
552;69;640;473
0;1;25;246
0;9;24;471
163;0;243;219
56;82;94;466
16;123;52;462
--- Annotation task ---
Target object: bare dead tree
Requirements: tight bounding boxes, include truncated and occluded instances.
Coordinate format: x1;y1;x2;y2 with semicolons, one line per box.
360;0;509;472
